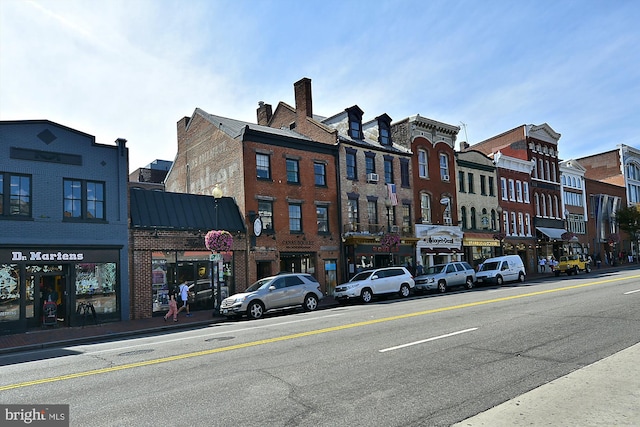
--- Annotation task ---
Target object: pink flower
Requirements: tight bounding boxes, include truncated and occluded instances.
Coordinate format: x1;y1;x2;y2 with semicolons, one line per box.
205;230;233;252
380;233;400;249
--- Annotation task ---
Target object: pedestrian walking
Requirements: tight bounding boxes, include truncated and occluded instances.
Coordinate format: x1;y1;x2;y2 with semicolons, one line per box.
164;289;178;322
176;281;192;317
538;256;546;273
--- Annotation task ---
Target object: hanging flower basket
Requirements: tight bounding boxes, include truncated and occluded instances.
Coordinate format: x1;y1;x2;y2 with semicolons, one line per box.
205;230;233;252
380;233;400;249
492;232;506;241
561;231;577;241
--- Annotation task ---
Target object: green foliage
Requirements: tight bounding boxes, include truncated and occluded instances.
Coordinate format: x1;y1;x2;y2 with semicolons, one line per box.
614;205;640;240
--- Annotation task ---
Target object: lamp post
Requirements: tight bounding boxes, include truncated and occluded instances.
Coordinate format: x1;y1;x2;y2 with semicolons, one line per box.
496;205;504;256
212;184;223;314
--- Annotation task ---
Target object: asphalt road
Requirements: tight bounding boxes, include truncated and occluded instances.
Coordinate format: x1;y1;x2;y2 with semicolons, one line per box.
1;268;639;426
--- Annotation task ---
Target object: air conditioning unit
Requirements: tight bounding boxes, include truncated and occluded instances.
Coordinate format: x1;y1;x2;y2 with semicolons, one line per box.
390;225;400;233
367;173;379;183
442;174;450;181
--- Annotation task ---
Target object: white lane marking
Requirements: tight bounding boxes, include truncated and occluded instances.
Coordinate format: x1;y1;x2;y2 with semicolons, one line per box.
71;312;346;355
623;289;640;295
379;327;478;353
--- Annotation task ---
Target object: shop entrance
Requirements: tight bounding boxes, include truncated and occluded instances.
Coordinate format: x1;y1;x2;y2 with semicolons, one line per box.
26;273;68;328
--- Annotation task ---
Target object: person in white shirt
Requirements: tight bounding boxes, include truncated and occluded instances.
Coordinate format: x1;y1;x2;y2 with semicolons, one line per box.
176;281;192;317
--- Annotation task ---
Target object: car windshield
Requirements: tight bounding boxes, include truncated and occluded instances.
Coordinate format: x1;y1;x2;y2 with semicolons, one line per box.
479;261;500;271
245;277;275;292
350;271;374;281
423;265;445;275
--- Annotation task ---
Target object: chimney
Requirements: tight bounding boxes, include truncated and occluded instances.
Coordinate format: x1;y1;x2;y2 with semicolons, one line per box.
460;141;470;151
294;77;313;119
256;101;272;125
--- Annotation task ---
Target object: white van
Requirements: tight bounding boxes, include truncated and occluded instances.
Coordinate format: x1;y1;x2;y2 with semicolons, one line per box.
476;255;526;285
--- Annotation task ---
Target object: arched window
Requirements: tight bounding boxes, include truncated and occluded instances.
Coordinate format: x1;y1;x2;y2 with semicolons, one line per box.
571;176;576;187
491;209;497;230
532;157;538;179
460;206;467;229
541;194;547;217
470;207;477;229
539;159;544;180
548;194;553;217
554;195;559;219
535;193;540;216
561;175;566;185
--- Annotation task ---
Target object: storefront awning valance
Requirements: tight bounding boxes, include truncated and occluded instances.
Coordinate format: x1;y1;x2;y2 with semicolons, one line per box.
536;227;568;240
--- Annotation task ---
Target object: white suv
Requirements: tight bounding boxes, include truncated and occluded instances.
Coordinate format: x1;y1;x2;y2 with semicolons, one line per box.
334;267;415;303
414;261;476;293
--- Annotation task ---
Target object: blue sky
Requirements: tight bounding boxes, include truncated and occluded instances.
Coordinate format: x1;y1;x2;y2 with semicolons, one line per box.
1;0;638;171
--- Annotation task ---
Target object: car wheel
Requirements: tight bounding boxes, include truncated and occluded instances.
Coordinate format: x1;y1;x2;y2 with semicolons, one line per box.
437;280;447;293
303;294;319;311
586;264;591;273
518;272;525;283
496;275;504;286
247;301;264;319
573;267;579;275
399;284;410;298
465;277;474;289
361;288;373;303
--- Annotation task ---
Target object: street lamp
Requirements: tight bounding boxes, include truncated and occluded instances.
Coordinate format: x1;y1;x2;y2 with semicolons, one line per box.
496;205;504;256
213;184;223;314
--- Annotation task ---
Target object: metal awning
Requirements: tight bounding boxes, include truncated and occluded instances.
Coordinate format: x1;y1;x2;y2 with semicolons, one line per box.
536;227;568;240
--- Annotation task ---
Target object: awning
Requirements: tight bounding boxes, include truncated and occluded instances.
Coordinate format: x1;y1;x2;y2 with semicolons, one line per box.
536;227;568;240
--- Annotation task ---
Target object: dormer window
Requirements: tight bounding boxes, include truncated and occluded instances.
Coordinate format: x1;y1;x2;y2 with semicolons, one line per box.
376;114;392;146
347;106;363;140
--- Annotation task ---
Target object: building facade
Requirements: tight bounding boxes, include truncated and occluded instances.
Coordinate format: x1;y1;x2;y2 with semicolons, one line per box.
0;120;129;335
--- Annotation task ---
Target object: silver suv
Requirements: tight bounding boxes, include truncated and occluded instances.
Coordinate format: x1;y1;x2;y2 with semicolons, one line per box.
334;266;415;303
414;261;476;293
220;273;323;320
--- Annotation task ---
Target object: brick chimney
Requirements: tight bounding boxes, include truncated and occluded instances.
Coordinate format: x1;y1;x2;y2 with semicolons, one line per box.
256;101;272;125
294;77;313;119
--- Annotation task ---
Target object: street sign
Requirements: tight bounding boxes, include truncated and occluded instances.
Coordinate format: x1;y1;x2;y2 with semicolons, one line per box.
209;254;223;262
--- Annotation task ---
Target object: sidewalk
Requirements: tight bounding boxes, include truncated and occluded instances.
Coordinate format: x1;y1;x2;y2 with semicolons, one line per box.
1;263;637;355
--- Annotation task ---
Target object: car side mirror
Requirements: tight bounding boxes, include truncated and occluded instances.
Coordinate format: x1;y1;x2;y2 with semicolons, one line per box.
269;285;276;291
371;275;379;280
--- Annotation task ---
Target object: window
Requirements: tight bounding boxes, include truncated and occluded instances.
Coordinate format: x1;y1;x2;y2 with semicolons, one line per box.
365;153;376;175
518;212;524;235
458;171;465;192
418;150;428;178
256;153;271;180
503;211;509;234
545;160;550;181
525;213;531;236
538;159;544;180
367;201;378;226
501;178;508;200
314;162;326;186
347;198;359;229
523;182;530;203
480;175;487;195
460;206;467;229
508;179;515;201
1;173;32;217
346;150;356;180
439;154;449;181
489;176;495;197
551;164;557;182
288;203;302;232
510;212;517;236
400;159;410;187
402;203;411;231
258;200;273;231
562;175;566;185
532;157;538;179
516;181;523;202
468;173;475;194
535;193;540;216
384;158;393;184
316;205;329;233
491;209;497;230
348;107;363;140
628;163;640;180
470;207;477;229
63;179;105;220
378;117;391;145
420;192;431;223
286;159;300;184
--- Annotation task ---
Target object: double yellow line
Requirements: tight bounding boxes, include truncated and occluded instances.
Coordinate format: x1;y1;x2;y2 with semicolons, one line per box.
1;274;637;391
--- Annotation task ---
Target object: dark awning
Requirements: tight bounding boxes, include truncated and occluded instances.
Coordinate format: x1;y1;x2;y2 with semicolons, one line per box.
129;188;246;233
536;227;568;240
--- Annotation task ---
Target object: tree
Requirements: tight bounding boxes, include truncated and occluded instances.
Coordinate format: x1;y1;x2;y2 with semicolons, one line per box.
614;205;640;259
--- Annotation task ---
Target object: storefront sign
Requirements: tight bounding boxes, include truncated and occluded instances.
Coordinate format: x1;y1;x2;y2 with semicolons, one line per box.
11;250;84;261
0;248;119;264
416;225;463;250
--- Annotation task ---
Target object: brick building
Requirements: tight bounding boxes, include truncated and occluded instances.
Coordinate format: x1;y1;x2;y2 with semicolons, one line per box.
164;107;341;293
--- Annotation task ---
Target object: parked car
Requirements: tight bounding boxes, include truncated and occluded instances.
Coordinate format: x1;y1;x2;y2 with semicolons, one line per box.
220;273;323;320
414;261;476;293
476;255;526;286
555;254;591;276
333;266;414;303
187;280;229;308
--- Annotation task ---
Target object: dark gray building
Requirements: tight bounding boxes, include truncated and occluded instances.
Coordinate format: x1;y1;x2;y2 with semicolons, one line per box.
0;120;130;334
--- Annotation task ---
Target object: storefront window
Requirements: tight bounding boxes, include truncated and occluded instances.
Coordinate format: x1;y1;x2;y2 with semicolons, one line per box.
0;264;19;322
75;263;117;315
